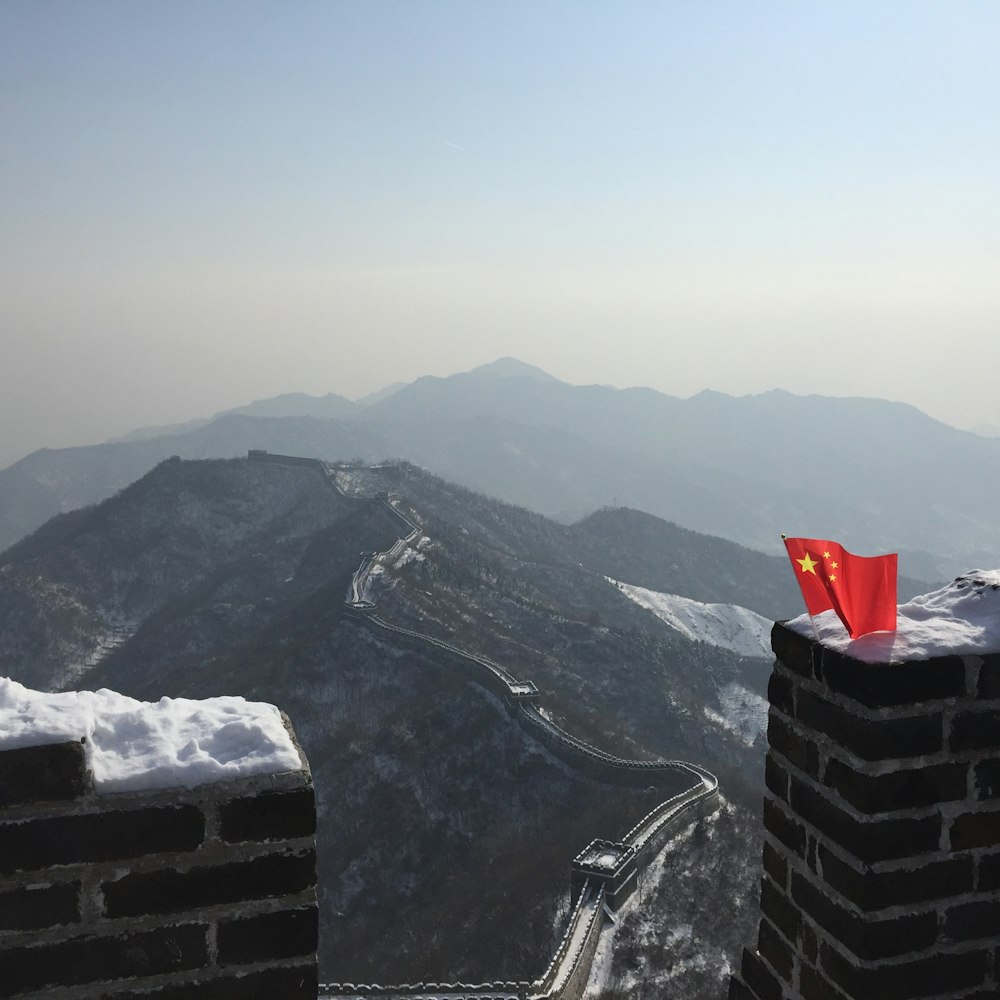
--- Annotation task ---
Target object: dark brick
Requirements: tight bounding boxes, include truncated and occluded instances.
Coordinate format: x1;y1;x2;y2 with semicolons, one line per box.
976;653;1000;698
0;741;87;807
0;806;204;874
801;921;818;964
219;786;315;843
824;757;968;814
820;647;966;708
796;689;942;761
741;948;785;1000
790;776;941;864
771;622;817;679
768;671;795;716
951;810;1000;851
765;757;789;802
979;852;1000;890
0;924;207;993
946;900;1000;942
768;714;820;777
762;840;787;889
103;849;315;917
0;881;79;930
91;964;318;1000
952;711;1000;752
791;870;937;960
760;877;800;943
799;962;850;1000
819;844;974;911
217;906;317;965
820;941;990;1000
763;798;806;858
974;759;1000;799
757;916;793;984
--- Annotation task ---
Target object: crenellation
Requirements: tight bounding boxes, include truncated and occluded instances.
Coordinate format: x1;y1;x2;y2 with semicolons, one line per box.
0;706;317;1000
733;619;1000;1000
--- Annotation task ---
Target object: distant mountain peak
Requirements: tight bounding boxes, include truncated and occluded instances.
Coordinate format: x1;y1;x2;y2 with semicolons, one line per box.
464;358;562;382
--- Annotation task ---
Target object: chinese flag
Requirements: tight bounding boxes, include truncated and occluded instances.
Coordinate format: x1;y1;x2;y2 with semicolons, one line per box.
783;537;897;639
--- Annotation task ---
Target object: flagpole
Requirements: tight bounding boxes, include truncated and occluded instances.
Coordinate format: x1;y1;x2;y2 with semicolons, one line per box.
782;533;822;643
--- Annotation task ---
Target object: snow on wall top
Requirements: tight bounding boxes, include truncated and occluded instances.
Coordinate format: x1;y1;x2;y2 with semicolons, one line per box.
787;570;1000;663
0;677;303;792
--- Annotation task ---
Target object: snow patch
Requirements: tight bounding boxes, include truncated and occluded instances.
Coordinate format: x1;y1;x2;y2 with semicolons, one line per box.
788;570;1000;662
703;682;767;746
0;676;302;792
611;579;771;658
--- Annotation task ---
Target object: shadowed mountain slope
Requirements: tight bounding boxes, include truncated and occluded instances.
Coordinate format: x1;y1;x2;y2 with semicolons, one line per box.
0;455;778;995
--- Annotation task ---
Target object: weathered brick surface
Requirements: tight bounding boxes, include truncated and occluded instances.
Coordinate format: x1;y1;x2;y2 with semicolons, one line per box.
819;648;966;709
977;654;1000;698
0;924;208;993
951;710;1000;752
762;840;787;889
798;961;850;1000
756;916;793;984
0;806;205;874
795;689;942;761
103;849;316;917
950;809;1000;851
740;948;785;1000
88;964;319;1000
763;798;805;859
217;906;318;965
789;776;941;864
0;881;79;931
767;713;820;778
0;741;87;807
818;844;974;911
791;870;937;961
974;758;1000;799
764;757;789;802
944;899;1000;942
768;672;795;716
759;878;799;943
823;756;967;814
819;941;991;1000
219;787;315;843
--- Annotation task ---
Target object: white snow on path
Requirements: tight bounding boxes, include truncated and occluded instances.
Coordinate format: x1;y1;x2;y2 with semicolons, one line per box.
610;579;771;658
789;570;1000;662
0;676;303;792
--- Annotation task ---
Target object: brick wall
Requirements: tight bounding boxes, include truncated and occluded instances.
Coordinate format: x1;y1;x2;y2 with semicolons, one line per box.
0;734;318;999
730;622;1000;1000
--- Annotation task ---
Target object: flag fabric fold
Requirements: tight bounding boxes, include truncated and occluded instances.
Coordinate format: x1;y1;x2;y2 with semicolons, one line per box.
783;537;897;639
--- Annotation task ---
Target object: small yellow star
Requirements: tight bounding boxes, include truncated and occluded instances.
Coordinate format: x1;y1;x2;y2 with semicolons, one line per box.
829;574;837;582
797;553;819;575
831;561;838;569
823;551;831;559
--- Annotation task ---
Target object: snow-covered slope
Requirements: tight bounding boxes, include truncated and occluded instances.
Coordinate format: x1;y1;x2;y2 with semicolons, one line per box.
611;579;771;658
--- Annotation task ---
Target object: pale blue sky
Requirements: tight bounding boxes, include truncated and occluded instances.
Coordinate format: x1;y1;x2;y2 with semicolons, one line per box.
2;1;998;465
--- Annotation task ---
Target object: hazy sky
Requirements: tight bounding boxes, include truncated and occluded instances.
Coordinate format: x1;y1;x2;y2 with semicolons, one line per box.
2;1;998;468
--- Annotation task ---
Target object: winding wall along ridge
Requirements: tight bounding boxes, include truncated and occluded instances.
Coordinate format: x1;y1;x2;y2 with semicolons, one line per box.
247;452;719;1000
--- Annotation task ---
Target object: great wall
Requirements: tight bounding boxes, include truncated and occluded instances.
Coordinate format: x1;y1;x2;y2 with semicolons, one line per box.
248;450;721;1000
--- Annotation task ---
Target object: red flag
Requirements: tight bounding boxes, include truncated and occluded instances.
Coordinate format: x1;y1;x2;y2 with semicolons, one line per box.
783;537;897;639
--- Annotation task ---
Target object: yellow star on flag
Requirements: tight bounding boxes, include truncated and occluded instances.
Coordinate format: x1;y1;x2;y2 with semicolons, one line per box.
796;553;819;575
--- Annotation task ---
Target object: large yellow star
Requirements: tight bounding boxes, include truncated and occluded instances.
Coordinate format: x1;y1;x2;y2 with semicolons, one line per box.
796;553;819;575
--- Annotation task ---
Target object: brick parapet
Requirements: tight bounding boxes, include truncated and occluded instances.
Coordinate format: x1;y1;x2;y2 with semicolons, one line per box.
731;621;1000;1000
0;722;317;1000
